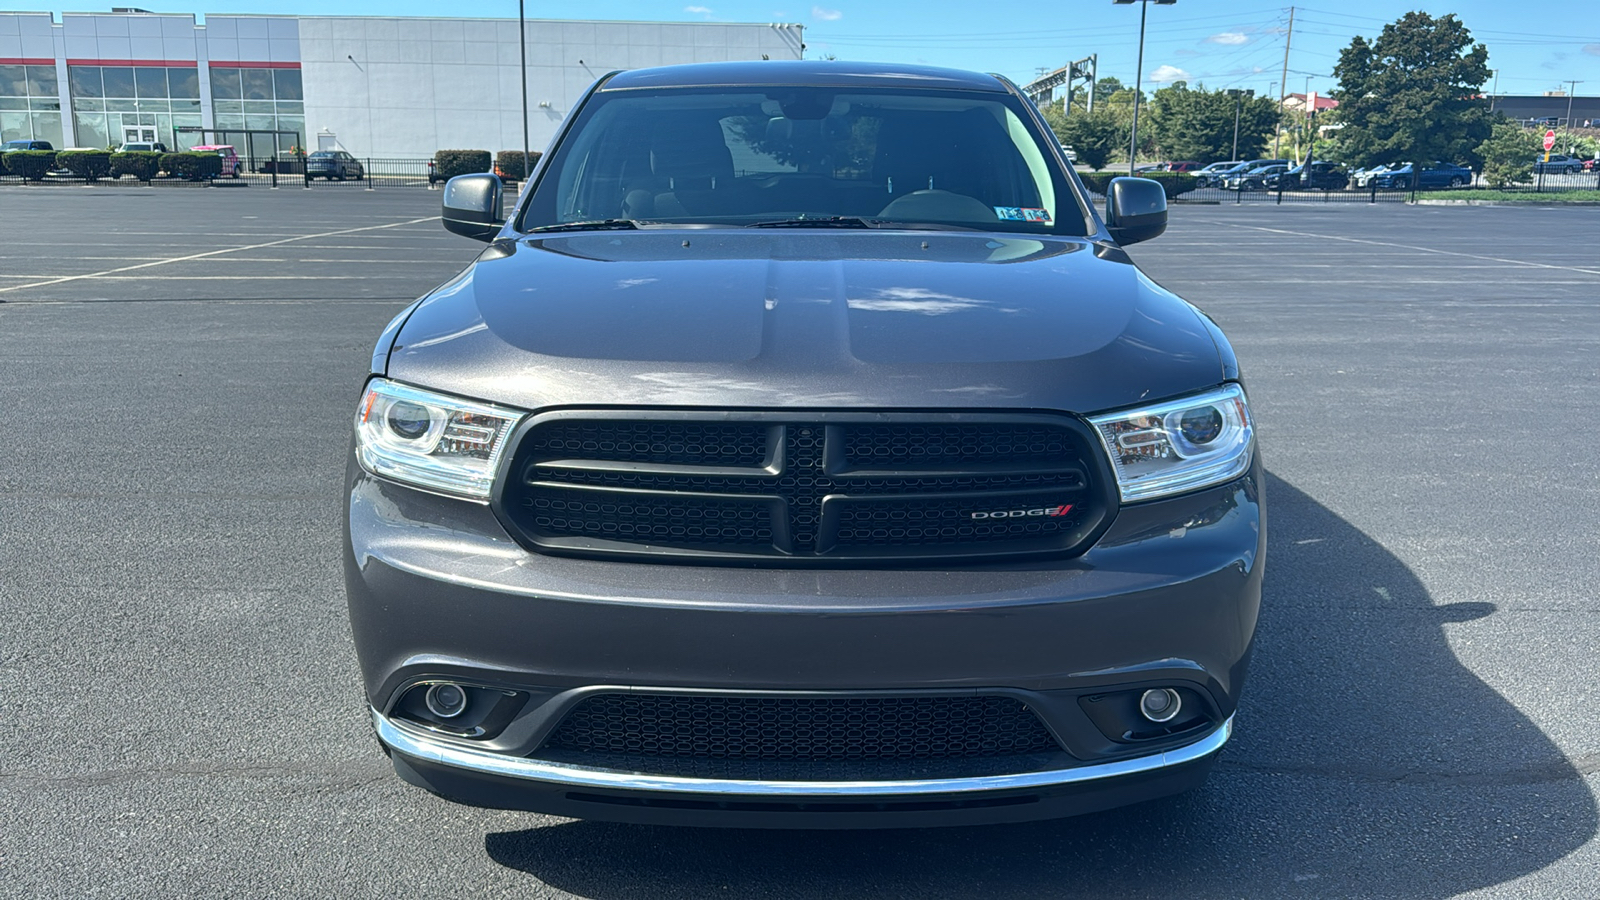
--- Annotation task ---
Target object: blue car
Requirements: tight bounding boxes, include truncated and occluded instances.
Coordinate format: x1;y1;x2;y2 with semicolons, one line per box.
1373;161;1472;190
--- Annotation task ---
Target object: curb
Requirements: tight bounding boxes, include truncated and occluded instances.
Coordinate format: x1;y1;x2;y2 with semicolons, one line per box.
1414;198;1600;207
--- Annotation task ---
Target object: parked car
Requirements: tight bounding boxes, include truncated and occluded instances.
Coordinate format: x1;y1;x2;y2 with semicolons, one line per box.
306;150;365;180
351;60;1263;829
1133;163;1164;174
1193;160;1242;188
1162;160;1201;173
116;141;168;153
2;139;54;152
1060;144;1078;163
1227;163;1288;191
1528;116;1560;128
1373;161;1472;189
1585;158;1600;172
1280;161;1349;191
1533;154;1585;175
191;144;243;178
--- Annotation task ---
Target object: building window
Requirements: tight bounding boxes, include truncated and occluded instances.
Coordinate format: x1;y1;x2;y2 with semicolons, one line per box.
0;64;63;146
209;65;305;154
67;64;204;150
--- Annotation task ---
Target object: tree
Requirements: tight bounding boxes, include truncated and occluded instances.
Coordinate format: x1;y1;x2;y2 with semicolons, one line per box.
1053;107;1126;171
1331;12;1492;171
1475;119;1540;188
1146;82;1282;163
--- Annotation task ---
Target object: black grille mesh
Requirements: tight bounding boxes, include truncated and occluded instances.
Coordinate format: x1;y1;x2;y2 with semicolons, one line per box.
521;421;768;467
524;488;772;547
844;423;1074;468
545;694;1060;761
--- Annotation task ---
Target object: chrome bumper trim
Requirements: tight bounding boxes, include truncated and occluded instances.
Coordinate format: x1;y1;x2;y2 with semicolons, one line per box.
372;708;1232;797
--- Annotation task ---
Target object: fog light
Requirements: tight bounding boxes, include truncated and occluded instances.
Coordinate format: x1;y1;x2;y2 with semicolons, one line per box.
424;682;468;719
1139;688;1182;723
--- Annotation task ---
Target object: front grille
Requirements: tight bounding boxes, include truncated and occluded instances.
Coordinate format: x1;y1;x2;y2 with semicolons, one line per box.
544;693;1061;762
496;412;1114;564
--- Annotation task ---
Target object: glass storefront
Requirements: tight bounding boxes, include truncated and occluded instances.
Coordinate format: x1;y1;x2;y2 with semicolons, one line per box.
66;65;203;150
209;66;304;159
0;64;65;147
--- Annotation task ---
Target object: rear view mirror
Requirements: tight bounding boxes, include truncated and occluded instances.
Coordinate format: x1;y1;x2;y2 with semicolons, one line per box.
442;174;505;242
1105;177;1168;245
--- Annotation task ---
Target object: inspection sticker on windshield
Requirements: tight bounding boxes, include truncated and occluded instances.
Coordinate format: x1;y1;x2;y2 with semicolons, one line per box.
995;207;1052;223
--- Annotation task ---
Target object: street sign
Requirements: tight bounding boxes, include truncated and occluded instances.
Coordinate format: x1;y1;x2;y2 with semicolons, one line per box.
1543;129;1556;151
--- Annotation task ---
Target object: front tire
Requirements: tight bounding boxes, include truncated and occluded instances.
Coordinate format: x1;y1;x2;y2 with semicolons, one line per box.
1448;176;1464;188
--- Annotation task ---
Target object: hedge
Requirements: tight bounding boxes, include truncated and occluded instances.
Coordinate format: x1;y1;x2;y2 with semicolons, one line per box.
434;149;493;180
3;149;55;181
111;151;163;182
494;150;542;181
56;149;113;181
160;151;223;181
1078;172;1197;200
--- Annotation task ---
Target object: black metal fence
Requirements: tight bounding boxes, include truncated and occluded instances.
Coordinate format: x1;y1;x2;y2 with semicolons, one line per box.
0;157;461;189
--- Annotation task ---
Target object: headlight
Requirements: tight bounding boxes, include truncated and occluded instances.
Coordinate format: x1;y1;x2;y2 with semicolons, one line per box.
1088;384;1255;502
354;379;523;500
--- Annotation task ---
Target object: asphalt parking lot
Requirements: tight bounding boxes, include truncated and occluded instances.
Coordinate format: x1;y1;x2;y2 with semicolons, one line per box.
2;188;1597;898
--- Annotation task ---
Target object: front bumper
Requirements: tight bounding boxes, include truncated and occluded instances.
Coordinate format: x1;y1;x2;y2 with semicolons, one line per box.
345;453;1264;826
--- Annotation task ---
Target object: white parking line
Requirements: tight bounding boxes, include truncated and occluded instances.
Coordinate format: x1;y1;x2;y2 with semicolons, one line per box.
1191;220;1600;277
0;215;439;297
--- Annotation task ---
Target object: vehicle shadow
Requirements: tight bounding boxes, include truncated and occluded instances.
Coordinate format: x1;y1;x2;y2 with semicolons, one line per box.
482;473;1597;898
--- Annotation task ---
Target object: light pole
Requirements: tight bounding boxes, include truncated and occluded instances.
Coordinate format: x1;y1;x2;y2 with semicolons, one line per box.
1227;88;1253;161
520;0;531;182
1115;0;1176;176
1489;69;1499;113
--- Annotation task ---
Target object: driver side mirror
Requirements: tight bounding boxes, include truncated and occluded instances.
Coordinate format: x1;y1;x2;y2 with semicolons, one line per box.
442;174;505;242
1105;177;1168;245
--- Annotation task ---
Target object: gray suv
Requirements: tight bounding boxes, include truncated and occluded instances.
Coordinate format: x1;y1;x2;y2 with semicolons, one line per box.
346;60;1264;828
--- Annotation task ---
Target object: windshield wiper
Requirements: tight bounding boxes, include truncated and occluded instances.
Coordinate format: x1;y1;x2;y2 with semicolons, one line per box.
525;219;641;234
747;216;876;229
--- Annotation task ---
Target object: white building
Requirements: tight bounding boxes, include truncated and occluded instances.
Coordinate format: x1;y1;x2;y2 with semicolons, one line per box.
0;11;804;157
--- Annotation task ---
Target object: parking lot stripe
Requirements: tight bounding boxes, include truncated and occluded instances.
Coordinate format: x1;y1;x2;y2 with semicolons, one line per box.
1195;220;1600;277
0;216;439;298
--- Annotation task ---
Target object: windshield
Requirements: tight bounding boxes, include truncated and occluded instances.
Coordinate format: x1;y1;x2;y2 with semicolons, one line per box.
310;152;334;158
520;86;1087;235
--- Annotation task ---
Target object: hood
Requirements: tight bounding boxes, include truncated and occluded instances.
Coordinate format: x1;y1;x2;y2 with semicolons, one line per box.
385;231;1223;414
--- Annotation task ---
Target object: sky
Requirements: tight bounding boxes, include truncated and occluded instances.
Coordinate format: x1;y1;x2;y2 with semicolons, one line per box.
5;1;1598;101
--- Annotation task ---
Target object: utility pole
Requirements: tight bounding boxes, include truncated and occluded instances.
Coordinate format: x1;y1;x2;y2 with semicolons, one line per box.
520;0;531;182
1489;69;1499;112
1275;5;1294;158
1566;80;1583;129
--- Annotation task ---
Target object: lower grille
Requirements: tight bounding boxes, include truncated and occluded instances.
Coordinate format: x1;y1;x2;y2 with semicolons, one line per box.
496;412;1116;564
544;694;1061;762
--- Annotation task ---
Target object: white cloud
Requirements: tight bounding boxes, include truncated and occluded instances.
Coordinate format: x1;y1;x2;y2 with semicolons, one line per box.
1149;65;1191;84
1205;32;1249;45
812;5;843;20
685;5;713;16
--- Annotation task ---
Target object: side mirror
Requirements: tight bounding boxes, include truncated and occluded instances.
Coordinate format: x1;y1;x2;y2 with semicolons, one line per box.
442;174;505;242
1105;176;1168;246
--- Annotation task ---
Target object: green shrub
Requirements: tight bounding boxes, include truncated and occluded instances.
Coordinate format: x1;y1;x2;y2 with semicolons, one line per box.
56;149;113;181
160;151;223;181
434;149;493;180
1477;120;1541;189
3;149;55;181
111;151;163;182
494;150;541;181
1078;171;1197;199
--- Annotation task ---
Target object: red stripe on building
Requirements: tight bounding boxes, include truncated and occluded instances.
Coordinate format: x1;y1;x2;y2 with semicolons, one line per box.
208;61;301;69
1;58;58;66
65;59;200;68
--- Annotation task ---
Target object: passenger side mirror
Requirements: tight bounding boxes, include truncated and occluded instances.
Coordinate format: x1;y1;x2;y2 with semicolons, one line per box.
442;174;505;242
1104;177;1168;246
